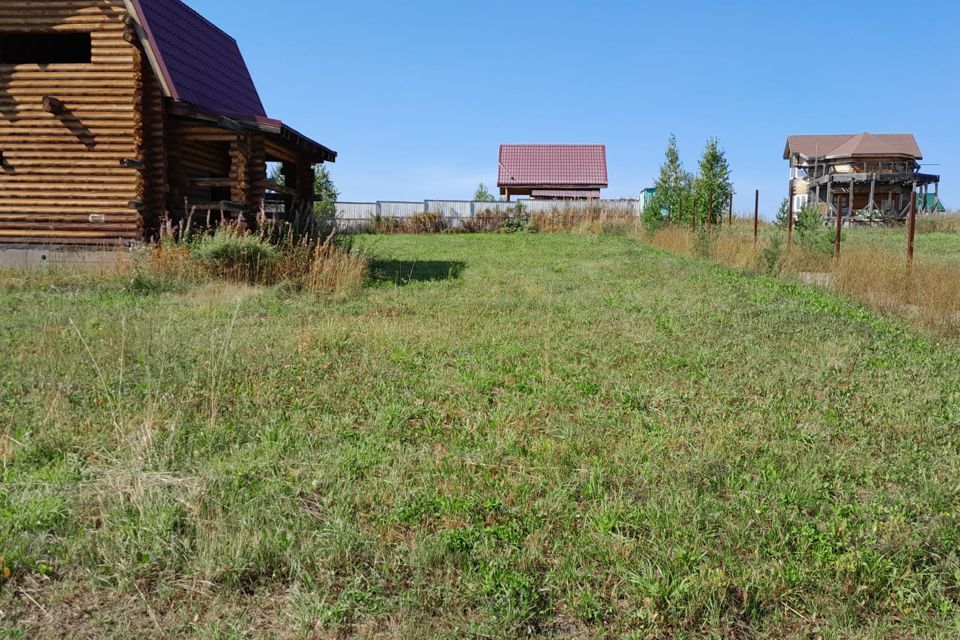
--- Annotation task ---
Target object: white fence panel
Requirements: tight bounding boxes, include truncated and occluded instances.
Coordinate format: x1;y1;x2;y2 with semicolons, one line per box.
602;199;643;215
520;199;595;213
472;201;512;214
426;200;474;218
378;201;425;218
335;202;378;220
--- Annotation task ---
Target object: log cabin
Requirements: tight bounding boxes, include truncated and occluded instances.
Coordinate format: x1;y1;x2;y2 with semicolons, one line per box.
0;0;336;245
784;133;939;224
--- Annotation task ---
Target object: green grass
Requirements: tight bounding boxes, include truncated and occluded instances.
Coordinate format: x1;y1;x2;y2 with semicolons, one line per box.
845;227;960;260
3;233;960;638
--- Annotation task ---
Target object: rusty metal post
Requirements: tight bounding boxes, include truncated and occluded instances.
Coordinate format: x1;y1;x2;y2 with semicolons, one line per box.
834;187;843;259
907;181;917;262
728;192;734;225
753;189;759;244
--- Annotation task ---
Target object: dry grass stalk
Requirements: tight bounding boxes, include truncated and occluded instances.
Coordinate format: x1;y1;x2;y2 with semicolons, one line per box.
305;232;368;294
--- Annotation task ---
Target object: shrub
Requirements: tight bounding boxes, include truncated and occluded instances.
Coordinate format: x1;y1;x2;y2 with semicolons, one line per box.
191;229;278;281
762;233;785;274
794;204;836;255
404;212;448;234
693;224;716;258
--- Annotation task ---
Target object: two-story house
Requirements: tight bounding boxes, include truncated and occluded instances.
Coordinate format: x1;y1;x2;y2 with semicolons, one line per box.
784;133;940;222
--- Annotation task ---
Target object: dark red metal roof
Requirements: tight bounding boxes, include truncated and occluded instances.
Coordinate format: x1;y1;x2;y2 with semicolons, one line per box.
130;0;267;119
498;145;608;188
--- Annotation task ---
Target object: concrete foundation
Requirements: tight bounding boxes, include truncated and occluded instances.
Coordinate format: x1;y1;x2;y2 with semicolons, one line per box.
0;245;134;270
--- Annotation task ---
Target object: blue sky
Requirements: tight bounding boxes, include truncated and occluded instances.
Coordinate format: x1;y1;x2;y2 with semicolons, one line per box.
192;0;958;215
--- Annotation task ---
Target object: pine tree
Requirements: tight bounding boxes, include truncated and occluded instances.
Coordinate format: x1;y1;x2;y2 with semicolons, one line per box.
268;164;339;219
313;166;339;219
692;138;732;226
643;135;694;228
474;183;495;202
774;198;790;227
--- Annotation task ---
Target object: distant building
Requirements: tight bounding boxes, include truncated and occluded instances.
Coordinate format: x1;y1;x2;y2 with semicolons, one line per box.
919;193;947;213
784;133;940;221
498;145;607;201
639;187;657;212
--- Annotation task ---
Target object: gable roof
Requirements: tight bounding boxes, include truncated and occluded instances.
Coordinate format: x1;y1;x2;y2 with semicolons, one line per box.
498;145;608;188
127;0;266;119
784;133;922;161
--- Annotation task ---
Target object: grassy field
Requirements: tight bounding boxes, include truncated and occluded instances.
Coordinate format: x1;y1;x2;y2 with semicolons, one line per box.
3;232;960;638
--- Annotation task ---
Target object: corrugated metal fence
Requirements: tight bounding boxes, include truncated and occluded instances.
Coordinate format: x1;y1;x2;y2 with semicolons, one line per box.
335;198;642;229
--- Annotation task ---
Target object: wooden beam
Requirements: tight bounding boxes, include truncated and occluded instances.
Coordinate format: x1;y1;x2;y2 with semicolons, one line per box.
188;178;235;189
834;184;843;259
825;177;833;218
255;179;298;197
807;172;939;188
787;180;794;247
188;201;246;213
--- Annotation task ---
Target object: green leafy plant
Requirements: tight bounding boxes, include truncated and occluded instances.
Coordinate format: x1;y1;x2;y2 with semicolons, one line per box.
191;228;278;279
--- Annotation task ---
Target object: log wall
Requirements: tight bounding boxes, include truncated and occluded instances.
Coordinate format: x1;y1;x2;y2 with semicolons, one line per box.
0;0;143;244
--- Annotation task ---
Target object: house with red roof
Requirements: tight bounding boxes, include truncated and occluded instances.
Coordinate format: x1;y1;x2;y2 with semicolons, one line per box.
784;133;940;221
498;145;607;201
0;0;336;244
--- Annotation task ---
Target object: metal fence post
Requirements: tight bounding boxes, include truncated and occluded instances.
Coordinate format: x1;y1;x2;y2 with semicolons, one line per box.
753;190;759;245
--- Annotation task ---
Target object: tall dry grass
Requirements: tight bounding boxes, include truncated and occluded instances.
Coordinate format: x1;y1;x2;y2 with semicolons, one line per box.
917;212;960;234
528;206;637;234
647;224;696;255
645;222;960;337
833;248;960;334
304;234;368;294
141;224;368;295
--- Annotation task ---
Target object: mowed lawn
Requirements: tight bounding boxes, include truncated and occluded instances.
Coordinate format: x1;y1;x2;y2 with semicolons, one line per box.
3;233;960;639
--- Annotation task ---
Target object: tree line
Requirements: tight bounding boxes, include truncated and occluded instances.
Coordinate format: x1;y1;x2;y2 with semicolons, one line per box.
643;135;733;229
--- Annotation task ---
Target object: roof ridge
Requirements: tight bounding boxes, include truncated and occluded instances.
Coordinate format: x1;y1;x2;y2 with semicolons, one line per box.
500;143;605;147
